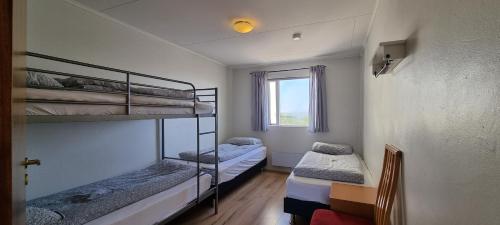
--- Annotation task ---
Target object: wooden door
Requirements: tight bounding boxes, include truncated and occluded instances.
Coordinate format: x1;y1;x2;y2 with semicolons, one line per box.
1;0;26;224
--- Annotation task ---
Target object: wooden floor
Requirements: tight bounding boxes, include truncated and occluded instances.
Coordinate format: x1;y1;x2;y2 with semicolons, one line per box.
168;171;307;225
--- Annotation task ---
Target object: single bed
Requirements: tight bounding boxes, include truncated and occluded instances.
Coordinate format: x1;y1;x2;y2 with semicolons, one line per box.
179;145;267;184
284;153;374;219
27;160;212;225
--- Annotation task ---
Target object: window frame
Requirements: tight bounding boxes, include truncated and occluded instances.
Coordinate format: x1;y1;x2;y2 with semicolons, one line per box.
268;76;310;127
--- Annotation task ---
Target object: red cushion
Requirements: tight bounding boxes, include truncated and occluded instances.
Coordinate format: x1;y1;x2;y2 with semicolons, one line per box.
310;209;373;225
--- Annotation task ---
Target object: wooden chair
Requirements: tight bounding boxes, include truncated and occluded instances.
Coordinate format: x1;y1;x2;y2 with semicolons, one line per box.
310;145;403;225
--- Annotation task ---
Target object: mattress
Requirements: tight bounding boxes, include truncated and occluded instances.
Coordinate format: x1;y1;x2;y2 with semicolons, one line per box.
25;88;213;116
286;154;374;205
293;151;364;184
178;144;263;164
85;173;212;225
177;146;267;184
28;160;200;225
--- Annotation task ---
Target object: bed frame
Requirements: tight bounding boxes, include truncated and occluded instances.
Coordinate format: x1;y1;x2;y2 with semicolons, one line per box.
218;157;267;195
284;197;329;220
25;52;219;224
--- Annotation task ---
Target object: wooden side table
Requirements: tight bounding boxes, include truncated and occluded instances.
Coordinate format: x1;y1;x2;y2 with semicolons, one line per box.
329;183;377;219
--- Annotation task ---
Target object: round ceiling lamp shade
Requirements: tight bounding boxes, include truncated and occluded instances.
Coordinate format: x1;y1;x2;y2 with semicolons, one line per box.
233;20;254;33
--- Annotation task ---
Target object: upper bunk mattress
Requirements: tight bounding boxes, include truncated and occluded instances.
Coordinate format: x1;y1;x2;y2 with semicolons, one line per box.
25;88;213;116
293;151;365;184
27;160;198;225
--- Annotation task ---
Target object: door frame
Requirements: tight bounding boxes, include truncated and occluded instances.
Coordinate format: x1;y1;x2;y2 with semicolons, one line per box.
1;0;26;224
0;0;15;223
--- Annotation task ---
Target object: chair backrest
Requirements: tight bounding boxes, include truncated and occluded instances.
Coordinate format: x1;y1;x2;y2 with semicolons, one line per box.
374;145;403;225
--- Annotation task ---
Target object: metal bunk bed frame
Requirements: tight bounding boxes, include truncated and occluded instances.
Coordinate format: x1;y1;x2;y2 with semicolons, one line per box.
25;52;219;224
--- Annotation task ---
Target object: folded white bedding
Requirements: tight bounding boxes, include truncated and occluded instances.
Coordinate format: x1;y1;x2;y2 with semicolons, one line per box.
27;88;195;106
25;88;214;116
293;151;364;184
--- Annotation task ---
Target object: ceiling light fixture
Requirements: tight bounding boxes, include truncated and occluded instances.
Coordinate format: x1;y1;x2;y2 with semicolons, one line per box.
292;32;302;40
233;20;254;34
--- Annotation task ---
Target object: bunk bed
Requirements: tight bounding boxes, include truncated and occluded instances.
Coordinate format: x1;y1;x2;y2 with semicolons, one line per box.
24;52;219;225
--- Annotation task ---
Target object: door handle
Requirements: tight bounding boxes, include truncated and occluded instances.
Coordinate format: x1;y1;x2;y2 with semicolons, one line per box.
22;157;41;185
22;157;41;168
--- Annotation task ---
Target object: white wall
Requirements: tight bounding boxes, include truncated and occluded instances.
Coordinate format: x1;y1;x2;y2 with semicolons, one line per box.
362;0;500;224
230;56;363;168
26;0;229;199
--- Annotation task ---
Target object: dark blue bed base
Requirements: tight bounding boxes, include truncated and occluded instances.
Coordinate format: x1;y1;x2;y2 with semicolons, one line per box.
284;197;330;221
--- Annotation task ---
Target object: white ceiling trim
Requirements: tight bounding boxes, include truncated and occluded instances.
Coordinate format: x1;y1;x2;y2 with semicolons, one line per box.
363;0;382;47
230;48;362;70
63;0;227;66
101;0;140;11
350;17;357;49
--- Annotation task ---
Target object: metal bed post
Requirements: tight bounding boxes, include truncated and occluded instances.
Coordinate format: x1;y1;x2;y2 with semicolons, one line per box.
214;88;219;214
196;114;200;204
194;87;200;204
126;72;130;115
161;119;165;160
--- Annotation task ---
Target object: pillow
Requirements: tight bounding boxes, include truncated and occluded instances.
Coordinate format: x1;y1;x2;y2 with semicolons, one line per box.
80;84;116;92
311;142;353;155
60;77;127;91
26;206;63;225
26;71;64;88
131;86;194;99
225;137;262;146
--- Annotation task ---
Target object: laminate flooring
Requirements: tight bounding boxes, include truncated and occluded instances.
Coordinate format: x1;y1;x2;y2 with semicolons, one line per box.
167;171;307;225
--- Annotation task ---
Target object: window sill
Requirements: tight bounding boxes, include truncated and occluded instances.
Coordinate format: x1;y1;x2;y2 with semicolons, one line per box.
269;125;308;128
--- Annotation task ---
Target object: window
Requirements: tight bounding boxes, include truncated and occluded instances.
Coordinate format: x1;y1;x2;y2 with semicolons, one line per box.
268;78;309;126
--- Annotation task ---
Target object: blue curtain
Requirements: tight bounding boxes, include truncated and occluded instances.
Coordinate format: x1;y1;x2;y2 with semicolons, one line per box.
309;65;329;132
250;71;269;132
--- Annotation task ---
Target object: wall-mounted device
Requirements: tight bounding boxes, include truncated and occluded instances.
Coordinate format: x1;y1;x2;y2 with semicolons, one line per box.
372;40;406;78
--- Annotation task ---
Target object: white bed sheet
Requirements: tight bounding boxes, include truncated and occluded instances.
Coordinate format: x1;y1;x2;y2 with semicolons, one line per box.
285;154;374;205
84;173;212;225
178;146;267;184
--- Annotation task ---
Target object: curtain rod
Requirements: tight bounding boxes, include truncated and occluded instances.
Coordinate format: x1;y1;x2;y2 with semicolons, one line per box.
267;67;309;74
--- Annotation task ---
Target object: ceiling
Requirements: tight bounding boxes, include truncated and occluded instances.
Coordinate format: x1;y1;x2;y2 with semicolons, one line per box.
75;0;375;67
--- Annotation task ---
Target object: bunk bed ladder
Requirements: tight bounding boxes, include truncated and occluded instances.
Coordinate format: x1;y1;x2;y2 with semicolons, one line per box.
194;88;219;214
158;87;219;217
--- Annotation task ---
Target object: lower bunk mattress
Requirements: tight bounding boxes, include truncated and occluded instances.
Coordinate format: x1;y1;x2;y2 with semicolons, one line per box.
178;146;267;184
286;154;374;205
27;160;212;225
85;174;211;225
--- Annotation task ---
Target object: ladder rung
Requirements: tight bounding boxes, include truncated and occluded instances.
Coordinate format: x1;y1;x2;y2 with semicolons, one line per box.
199;131;215;135
198;113;216;117
200;150;215;155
